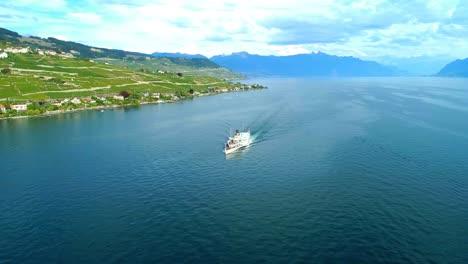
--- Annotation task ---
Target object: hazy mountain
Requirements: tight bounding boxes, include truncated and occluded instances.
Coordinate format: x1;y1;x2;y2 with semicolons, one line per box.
151;52;207;59
437;58;468;77
211;52;401;77
374;55;454;76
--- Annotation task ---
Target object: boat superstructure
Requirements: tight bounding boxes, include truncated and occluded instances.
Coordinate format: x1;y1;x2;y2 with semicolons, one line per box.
224;129;251;154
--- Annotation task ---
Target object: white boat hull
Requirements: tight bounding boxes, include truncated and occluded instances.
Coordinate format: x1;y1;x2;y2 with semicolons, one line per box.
224;141;249;154
224;130;250;155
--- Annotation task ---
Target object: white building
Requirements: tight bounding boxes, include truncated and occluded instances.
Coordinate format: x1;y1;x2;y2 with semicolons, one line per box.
151;92;160;98
45;50;57;56
83;98;96;104
60;52;74;58
0;52;8;59
113;95;124;100
0;104;6;113
71;98;81;104
10;104;28;111
5;47;30;54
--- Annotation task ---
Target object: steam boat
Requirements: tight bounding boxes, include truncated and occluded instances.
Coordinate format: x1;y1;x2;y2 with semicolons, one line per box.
224;129;251;154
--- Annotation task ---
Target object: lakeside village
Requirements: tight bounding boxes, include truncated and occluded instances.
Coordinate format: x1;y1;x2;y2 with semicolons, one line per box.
0;45;267;119
0;85;266;119
0;83;266;119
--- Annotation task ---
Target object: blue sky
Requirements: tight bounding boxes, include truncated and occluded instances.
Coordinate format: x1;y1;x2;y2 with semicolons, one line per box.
1;0;467;70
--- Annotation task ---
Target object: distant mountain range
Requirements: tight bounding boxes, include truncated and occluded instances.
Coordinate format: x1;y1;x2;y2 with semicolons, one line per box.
151;52;207;59
210;51;404;77
3;27;467;78
437;58;468;77
374;55;455;76
153;51;468;78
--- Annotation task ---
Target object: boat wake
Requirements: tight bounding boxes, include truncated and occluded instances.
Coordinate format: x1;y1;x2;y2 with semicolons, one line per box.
220;104;290;152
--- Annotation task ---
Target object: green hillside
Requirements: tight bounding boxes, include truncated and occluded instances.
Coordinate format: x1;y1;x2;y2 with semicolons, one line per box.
0;27;241;79
95;57;243;80
0;52;238;101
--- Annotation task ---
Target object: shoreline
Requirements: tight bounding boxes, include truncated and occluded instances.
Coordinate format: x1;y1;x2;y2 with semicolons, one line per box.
0;88;265;121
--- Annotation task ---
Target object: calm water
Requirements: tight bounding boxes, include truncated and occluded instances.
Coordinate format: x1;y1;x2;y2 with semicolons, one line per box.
1;78;467;263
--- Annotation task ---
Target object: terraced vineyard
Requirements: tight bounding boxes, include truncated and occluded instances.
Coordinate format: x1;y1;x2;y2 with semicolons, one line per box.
0;27;242;81
0;53;235;101
94;57;243;80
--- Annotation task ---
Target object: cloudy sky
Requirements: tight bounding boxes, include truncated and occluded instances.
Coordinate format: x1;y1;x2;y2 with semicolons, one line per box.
1;0;467;70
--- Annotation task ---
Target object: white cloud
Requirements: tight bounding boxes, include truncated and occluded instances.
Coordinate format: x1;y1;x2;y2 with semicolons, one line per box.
268;45;312;56
1;0;468;63
69;13;102;24
6;0;66;8
51;35;68;41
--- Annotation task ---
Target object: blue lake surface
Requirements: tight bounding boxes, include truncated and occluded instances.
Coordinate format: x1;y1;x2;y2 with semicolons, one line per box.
1;78;467;263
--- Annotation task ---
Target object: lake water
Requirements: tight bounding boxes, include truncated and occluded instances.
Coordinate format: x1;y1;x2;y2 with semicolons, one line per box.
1;78;467;263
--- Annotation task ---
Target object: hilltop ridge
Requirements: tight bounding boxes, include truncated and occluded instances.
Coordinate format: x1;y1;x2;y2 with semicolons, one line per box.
0;27;241;79
211;51;402;77
437;58;468;77
151;52;207;59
